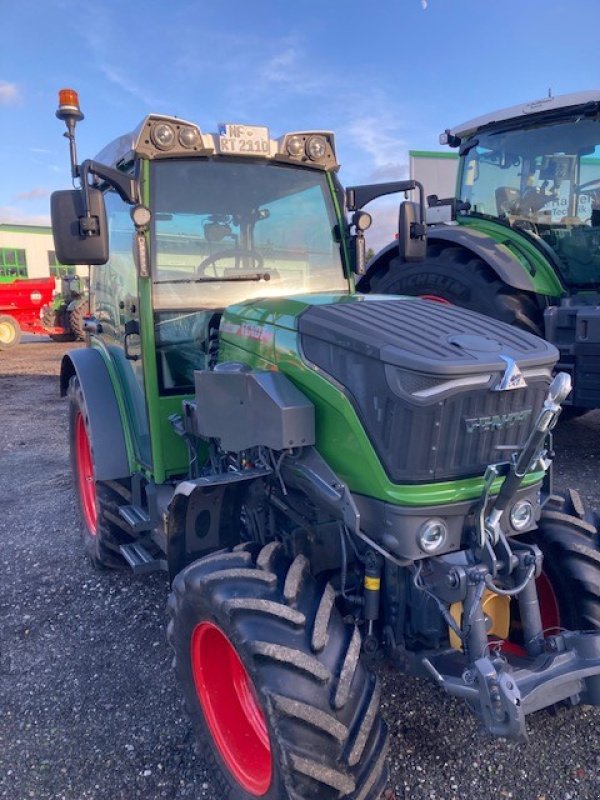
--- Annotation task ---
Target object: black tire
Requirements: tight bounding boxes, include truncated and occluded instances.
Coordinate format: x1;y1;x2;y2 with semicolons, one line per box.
41;303;77;342
67;375;135;569
362;244;544;337
531;490;600;632
68;299;87;341
560;406;589;422
0;315;22;350
167;543;389;800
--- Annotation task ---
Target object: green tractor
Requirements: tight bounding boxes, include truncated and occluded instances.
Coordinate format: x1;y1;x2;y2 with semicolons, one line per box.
51;90;600;800
40;272;88;342
360;90;600;415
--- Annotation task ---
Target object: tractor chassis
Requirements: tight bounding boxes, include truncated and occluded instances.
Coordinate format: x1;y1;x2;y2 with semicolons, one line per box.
545;293;600;411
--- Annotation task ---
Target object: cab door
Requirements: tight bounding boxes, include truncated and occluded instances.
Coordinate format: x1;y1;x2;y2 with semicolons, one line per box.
90;189;151;467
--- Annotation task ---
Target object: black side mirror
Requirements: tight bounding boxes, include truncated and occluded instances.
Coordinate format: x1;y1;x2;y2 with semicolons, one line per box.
399;201;426;262
51;187;109;265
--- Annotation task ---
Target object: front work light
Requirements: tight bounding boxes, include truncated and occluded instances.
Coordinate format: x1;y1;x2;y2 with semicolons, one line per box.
179;126;201;149
306;135;327;160
151;123;176;150
287;135;305;157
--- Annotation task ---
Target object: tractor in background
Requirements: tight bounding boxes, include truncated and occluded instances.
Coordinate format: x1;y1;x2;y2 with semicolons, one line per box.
360;91;600;416
40;273;88;342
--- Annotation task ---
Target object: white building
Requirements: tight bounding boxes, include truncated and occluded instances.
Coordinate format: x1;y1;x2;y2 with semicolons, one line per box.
409;150;459;201
0;224;86;280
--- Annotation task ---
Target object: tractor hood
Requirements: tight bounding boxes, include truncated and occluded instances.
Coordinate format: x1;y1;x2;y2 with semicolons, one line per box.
297;297;558;484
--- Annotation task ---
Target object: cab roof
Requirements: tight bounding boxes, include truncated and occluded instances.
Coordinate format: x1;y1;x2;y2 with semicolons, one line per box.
447;90;600;141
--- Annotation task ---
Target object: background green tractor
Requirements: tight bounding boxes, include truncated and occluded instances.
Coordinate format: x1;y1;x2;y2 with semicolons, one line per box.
40;273;88;341
51;90;600;800
360;90;600;416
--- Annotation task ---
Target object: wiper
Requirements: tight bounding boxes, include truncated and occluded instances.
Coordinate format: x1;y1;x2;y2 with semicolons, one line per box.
154;273;273;285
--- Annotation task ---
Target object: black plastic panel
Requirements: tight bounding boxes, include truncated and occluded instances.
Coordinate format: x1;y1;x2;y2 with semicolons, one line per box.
300;298;557;484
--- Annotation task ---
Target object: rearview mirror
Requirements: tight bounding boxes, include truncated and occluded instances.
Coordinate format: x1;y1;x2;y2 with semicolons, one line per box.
399;201;426;262
51;187;109;265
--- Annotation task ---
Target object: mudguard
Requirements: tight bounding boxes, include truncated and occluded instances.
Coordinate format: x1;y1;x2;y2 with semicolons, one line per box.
60;348;131;480
362;226;537;294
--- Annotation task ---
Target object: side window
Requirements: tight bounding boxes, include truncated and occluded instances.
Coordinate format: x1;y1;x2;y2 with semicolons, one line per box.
91;191;137;338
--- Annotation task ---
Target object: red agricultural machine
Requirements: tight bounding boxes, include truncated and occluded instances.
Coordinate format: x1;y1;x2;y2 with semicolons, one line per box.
0;274;88;349
0;277;56;349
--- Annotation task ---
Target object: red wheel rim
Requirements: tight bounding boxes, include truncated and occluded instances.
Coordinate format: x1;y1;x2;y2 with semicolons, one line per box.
536;570;561;634
420;294;452;305
494;571;561;657
75;412;97;534
191;622;272;796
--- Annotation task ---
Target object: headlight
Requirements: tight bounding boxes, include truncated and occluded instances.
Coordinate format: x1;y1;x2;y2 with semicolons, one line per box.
510;499;534;531
306;135;327;160
179;126;201;149
287;135;304;157
417;519;448;554
151;123;176;150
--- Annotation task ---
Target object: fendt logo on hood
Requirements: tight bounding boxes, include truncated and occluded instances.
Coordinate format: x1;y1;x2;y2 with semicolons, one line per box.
465;409;532;434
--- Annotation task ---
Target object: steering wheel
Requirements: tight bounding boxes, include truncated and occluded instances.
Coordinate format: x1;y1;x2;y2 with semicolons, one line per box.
196;248;264;276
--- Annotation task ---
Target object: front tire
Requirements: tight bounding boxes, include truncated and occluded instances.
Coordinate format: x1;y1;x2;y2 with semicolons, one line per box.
533;490;600;632
0;315;22;349
167;543;389;800
68;375;135;569
362;245;544;337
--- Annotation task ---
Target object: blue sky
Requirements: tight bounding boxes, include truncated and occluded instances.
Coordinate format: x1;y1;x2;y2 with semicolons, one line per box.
1;0;598;247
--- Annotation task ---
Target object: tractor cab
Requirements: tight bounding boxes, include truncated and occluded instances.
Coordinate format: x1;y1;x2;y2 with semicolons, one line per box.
448;91;600;291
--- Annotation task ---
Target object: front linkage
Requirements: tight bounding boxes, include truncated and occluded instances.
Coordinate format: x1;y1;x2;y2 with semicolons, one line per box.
394;372;600;739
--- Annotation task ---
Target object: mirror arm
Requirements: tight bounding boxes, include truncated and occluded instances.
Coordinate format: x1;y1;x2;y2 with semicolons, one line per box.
80;159;138;206
346;180;425;215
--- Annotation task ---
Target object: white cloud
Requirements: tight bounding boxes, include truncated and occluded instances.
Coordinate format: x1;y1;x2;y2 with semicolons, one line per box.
15;187;51;201
0;81;19;105
0;206;50;226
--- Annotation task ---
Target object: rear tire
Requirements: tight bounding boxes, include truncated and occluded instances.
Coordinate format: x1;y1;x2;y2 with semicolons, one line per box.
167;543;389;800
68;375;135;569
0;315;22;349
362;245;544;337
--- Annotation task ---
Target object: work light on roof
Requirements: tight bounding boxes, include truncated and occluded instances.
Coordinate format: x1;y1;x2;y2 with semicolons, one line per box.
306;135;327;161
151;123;176;150
287;136;305;157
179;126;201;149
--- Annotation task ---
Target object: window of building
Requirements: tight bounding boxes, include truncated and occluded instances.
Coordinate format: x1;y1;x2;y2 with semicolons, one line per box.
0;248;28;278
48;250;72;277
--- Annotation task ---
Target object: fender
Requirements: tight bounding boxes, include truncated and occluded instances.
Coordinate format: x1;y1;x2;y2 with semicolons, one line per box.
360;227;537;294
427;226;537;292
60;348;131;480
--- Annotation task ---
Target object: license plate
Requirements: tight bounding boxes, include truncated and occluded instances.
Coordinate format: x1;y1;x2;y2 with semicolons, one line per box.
218;123;270;155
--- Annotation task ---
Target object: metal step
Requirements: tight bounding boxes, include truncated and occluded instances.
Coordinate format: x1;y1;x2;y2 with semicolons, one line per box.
118;504;152;533
120;542;167;575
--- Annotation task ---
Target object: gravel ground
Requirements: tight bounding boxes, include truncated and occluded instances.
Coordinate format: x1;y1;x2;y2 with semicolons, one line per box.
1;340;599;800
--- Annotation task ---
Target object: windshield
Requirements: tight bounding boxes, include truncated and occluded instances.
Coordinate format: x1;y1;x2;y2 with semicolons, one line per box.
150;159;347;310
458;116;600;287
